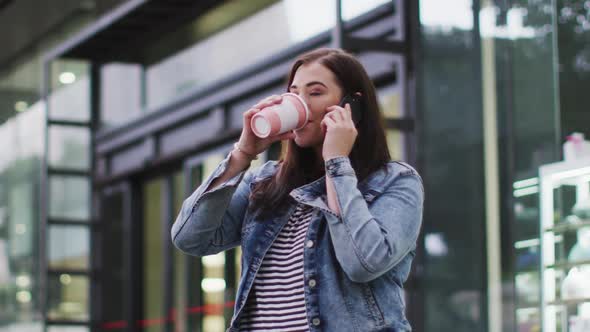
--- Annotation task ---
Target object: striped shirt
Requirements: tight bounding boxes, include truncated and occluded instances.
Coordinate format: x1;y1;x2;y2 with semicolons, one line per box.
239;204;314;332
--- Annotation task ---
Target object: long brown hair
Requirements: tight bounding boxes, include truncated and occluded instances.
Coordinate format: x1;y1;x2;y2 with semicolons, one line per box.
250;48;391;215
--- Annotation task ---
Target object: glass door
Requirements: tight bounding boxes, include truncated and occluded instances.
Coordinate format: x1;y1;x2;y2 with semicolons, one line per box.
183;150;227;332
95;183;131;331
180;145;266;331
142;177;166;332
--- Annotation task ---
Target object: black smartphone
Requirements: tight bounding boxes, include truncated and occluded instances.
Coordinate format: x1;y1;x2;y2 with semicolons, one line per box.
339;93;362;126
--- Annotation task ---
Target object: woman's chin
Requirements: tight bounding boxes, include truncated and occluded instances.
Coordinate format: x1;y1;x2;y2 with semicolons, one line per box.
293;135;308;147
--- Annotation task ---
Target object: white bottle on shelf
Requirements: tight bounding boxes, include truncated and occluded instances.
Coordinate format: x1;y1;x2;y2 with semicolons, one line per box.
563;132;590;161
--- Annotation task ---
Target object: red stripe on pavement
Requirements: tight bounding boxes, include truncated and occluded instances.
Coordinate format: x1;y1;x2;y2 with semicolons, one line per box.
100;301;235;330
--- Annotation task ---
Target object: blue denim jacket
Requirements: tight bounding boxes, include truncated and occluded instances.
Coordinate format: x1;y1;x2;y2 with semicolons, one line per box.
171;154;424;332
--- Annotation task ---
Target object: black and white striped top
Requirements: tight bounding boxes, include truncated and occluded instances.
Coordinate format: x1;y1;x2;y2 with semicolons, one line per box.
239;204;314;332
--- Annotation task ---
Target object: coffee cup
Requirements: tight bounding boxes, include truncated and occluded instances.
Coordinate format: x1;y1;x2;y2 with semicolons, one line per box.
250;93;310;138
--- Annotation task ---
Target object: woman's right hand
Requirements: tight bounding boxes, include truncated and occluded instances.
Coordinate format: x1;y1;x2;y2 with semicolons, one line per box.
236;95;296;158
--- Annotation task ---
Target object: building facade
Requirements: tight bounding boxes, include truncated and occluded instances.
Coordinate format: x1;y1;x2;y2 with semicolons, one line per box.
0;0;589;331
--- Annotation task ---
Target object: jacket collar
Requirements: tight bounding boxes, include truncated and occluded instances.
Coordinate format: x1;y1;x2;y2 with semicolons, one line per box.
252;161;396;205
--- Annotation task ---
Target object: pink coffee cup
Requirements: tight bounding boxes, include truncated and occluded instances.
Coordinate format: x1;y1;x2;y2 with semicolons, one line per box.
250;93;310;138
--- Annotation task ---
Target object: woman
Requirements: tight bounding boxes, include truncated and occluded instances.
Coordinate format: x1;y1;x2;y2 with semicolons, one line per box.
172;48;424;332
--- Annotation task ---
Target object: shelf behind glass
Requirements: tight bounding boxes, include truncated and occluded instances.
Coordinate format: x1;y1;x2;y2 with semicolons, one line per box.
544;219;590;233
547;297;590;306
545;259;590;270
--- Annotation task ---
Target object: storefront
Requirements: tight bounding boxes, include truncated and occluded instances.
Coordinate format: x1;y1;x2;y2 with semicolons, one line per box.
0;0;589;331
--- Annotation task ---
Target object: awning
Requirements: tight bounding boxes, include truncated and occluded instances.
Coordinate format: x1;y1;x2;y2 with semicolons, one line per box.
45;0;219;64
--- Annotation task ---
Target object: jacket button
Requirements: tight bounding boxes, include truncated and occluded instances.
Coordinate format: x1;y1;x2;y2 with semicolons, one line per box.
309;279;316;287
306;240;314;248
312;318;321;326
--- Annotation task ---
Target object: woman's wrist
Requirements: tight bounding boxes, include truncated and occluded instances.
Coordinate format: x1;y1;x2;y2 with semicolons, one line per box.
229;149;254;171
233;142;258;161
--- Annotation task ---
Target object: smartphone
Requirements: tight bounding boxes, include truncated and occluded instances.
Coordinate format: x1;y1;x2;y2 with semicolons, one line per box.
339;93;362;126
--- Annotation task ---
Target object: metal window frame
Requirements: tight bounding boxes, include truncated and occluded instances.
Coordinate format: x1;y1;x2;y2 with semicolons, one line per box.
40;60;98;332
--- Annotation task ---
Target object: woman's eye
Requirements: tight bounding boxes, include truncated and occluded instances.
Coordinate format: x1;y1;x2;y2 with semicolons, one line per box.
310;92;322;96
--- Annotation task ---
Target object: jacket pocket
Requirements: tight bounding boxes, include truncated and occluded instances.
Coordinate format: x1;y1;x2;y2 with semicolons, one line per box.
361;283;385;327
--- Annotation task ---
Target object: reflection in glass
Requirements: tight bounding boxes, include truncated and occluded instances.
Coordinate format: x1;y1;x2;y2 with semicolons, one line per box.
47;327;89;332
424;233;449;257
420;0;473;31
48;60;90;122
235;246;243;292
100;63;143;129
516;308;540;332
203;155;225;179
386;130;406;162
202;252;225;332
419;0;490;330
556;0;590;139
379;83;406;161
516;272;541;305
146;0;390;111
8;183;34;258
143;179;164;332
100;189;126;325
185;165;203;331
379;84;404;119
200;154;227;331
0;84;44;329
49;176;90;220
48;225;89;270
173;172;187;332
47;274;89;321
48;126;90;170
0;102;45;168
0;56;41;127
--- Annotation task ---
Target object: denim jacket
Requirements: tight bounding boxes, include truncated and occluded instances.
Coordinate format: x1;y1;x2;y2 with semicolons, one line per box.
171;153;424;332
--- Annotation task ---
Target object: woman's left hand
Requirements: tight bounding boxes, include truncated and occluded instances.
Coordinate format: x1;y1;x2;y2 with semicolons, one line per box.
321;103;358;160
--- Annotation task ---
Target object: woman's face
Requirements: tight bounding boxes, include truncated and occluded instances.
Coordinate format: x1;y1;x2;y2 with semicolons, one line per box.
289;62;343;149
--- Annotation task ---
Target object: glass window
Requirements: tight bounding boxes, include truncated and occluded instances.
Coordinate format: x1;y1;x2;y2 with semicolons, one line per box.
99;188;127;326
48;60;90;122
378;83;407;161
556;0;590;139
100;63;143;128
48;125;90;170
185;166;202;331
0;57;40;127
0;93;44;329
0;322;43;332
0;8;114;331
201;252;226;332
48;225;89;270
200;153;227;332
47;274;89;321
419;0;489;331
173;172;187;332
145;0;391;111
49;176;90;220
143;178;164;332
47;327;89;332
234;246;243;292
480;1;561;331
98;1;393;128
